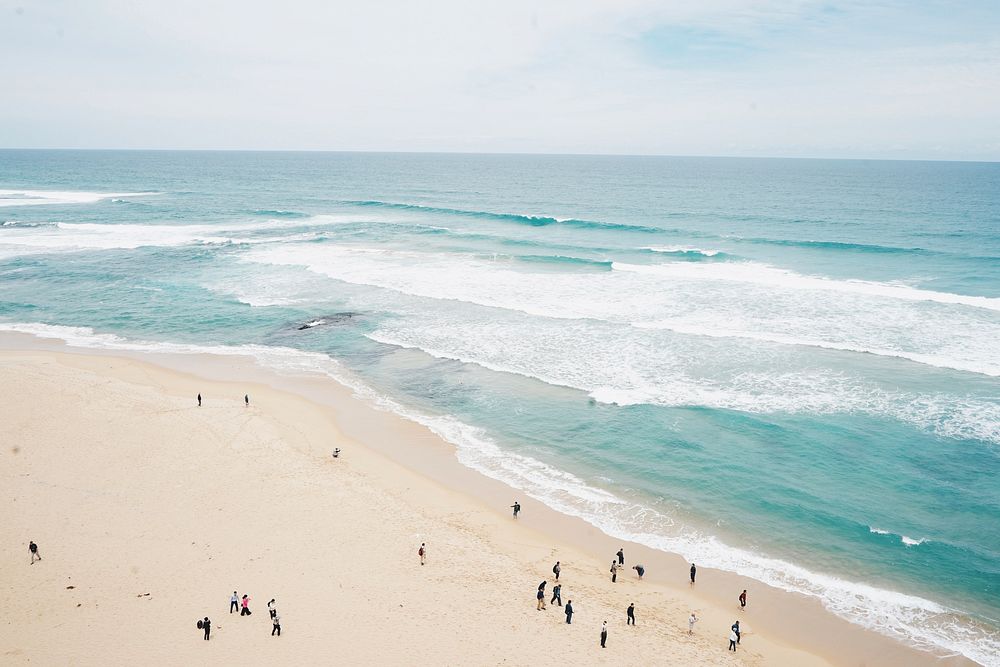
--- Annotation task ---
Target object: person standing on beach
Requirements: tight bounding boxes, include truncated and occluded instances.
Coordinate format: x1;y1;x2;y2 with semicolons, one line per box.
244;394;249;407
739;589;747;610
272;613;281;636
690;563;697;584
268;598;277;618
617;548;624;566
626;603;635;626
688;612;698;634
197;393;201;407
551;583;562;607
29;541;41;564
419;542;426;565
230;591;239;613
552;561;561;580
240;594;251;616
610;560;618;583
633;564;644;580
536;587;546;610
565;600;573;624
729;627;738;651
732;620;741;645
202;617;211;640
600;621;608;648
511;501;520;519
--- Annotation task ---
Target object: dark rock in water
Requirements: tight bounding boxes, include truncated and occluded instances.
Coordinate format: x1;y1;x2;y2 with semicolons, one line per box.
296;312;358;330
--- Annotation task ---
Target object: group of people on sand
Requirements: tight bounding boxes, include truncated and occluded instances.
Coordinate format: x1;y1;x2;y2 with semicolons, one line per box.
501;501;753;653
200;592;280;641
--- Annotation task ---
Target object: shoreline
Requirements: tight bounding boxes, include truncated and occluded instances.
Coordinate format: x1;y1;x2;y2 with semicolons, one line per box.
0;332;975;665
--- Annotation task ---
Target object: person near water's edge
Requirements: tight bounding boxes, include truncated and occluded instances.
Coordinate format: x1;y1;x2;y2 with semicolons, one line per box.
633;564;644;579
610;560;618;583
565;600;573;624
551;583;562;606
600;621;608;648
732;620;741;644
729;627;738;651
230;591;238;613
202;617;211;640
739;589;747;610
29;541;41;564
627;603;635;625
511;501;520;518
197;393;201;407
552;561;560;580
690;563;697;584
617;548;624;566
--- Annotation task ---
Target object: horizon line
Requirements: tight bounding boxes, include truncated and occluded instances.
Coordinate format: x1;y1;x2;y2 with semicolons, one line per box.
0;147;997;165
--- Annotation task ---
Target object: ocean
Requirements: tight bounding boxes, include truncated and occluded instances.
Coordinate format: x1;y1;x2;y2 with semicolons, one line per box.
1;150;998;665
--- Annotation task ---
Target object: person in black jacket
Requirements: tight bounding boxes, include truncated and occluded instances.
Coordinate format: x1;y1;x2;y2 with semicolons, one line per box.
627;603;636;625
202;617;211;640
565;600;573;624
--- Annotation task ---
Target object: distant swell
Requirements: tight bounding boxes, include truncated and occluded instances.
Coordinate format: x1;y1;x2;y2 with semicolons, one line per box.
342;200;665;233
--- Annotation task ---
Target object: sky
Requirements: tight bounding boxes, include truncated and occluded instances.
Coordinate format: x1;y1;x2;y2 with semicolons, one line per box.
2;0;999;159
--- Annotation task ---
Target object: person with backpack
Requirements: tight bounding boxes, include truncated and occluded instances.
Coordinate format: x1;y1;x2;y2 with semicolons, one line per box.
552;561;561;580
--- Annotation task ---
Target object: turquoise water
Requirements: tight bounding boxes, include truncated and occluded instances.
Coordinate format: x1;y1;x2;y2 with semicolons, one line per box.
1;150;998;664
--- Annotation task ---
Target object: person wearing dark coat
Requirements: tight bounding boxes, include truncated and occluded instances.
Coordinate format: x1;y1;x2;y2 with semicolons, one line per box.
565;600;573;624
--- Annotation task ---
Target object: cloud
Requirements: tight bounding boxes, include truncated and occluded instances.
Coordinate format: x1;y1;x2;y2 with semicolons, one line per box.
1;0;998;159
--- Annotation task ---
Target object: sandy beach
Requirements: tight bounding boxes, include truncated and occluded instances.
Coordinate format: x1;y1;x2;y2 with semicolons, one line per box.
0;340;973;666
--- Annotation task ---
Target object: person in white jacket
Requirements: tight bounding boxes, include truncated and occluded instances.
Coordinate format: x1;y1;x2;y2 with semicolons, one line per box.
728;628;739;651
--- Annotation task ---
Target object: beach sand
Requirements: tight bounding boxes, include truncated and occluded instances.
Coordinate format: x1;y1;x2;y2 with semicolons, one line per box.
0;343;971;665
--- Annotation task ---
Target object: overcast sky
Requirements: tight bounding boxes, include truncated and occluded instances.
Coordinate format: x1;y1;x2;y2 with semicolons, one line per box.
3;1;999;159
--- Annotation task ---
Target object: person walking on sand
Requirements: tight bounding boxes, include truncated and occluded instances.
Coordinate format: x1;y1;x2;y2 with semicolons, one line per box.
197;393;201;407
272;613;281;636
688;612;698;634
600;621;608;648
627;603;635;626
511;501;521;519
610;560;618;583
268;598;277;619
419;542;426;565
29;541;41;564
739;589;747;610
551;583;562;607
729;627;739;652
633;564;644;580
617;548;624;566
240;594;251;616
690;563;697;584
565;600;573;624
552;561;561;580
202;616;211;641
230;591;239;613
536;587;546;610
732;620;741;645
245;394;249;407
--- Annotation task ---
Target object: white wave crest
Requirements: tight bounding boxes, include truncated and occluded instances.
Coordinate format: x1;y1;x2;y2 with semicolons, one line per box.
0;189;160;207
